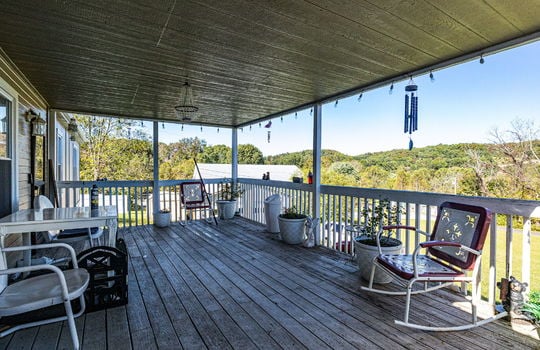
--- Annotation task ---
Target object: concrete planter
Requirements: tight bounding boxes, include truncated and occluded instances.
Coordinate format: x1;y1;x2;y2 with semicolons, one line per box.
278;216;307;244
154;211;171;228
354;237;402;284
216;200;236;219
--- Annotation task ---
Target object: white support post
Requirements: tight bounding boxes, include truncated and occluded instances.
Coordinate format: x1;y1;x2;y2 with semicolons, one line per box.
232;128;238;184
312;104;322;245
152;121;160;214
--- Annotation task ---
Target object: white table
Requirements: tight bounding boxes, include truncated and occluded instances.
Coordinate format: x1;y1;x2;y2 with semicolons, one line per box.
0;206;118;265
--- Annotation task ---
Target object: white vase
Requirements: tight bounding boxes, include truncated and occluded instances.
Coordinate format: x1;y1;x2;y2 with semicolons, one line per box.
154;212;171;228
354;238;402;284
278;216;307;244
216;200;236;219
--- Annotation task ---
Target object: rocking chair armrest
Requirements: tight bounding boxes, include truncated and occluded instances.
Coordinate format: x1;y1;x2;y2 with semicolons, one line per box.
419;240;482;256
419;240;461;248
383;225;416;231
2;243;79;268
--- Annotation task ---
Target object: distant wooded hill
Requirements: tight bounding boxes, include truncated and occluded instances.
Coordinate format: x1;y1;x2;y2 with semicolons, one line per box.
265;141;540;201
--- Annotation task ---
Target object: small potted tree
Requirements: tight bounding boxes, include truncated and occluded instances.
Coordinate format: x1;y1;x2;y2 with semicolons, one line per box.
278;206;308;244
154;208;171;228
216;182;244;219
354;199;403;283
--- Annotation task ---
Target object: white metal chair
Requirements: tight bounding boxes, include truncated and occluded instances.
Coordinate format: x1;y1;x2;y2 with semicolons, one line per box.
362;201;508;331
179;181;217;225
34;195;104;247
0;242;89;349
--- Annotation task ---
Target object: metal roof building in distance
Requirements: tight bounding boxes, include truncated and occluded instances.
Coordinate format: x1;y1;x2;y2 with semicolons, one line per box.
194;164;301;182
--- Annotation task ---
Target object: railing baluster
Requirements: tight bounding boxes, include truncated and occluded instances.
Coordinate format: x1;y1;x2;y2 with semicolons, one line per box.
522;216;532;287
488;218;498;305
505;215;513;277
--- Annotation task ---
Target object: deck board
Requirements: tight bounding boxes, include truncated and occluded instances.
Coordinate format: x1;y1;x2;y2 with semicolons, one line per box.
1;218;539;349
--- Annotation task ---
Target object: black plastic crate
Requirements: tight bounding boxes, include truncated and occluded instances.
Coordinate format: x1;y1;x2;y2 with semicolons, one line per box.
77;239;128;312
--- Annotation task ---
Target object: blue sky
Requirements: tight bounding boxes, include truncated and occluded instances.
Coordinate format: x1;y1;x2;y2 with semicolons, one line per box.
156;39;540;156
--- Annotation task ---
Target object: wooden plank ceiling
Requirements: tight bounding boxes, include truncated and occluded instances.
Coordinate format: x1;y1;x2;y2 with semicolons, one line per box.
0;0;539;127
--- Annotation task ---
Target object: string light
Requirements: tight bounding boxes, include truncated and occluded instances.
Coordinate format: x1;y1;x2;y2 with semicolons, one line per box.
181;124;184;131
162;123;165;129
259;122;261;128
389;82;394;94
310;108;313;116
140;121;143;127
200;125;203;132
334;100;339;107
249;125;252;131
479;54;485;64
280;116;283;123
429;70;435;82
217;128;219;133
295;112;297;119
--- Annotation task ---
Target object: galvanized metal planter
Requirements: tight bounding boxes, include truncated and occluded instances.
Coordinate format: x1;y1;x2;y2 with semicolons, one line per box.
278;216;307;244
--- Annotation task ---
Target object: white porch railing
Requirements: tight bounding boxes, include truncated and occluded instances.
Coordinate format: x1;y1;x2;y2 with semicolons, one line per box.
56;178;540;306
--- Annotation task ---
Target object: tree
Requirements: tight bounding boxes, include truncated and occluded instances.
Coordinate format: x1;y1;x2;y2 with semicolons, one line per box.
78;115;148;180
238;144;264;164
199;144;231;163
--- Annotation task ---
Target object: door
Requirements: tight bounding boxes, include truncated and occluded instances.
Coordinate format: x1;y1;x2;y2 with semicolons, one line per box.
0;93;12;217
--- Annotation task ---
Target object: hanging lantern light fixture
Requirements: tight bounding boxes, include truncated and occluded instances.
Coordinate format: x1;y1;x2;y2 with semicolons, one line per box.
174;81;198;121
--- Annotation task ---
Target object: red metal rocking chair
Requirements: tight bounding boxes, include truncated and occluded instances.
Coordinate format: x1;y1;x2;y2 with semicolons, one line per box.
362;201;508;331
179;181;217;225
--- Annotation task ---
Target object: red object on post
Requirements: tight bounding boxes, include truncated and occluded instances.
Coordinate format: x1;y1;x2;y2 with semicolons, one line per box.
308;172;313;184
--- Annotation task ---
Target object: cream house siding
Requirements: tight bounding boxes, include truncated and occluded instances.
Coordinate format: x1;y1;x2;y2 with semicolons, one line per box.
0;49;48;258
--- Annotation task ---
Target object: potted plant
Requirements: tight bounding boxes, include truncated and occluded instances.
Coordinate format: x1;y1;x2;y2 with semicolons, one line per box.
278;206;308;244
354;199;403;284
216;182;244;219
154;208;171;228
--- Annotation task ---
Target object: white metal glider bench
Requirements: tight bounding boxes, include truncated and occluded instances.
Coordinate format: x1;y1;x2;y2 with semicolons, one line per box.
0;242;89;349
362;201;508;331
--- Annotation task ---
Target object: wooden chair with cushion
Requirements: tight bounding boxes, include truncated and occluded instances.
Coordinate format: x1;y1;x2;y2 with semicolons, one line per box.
0;242;89;349
362;201;508;331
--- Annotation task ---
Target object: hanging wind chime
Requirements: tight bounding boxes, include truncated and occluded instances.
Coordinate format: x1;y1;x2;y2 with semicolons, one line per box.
404;79;418;150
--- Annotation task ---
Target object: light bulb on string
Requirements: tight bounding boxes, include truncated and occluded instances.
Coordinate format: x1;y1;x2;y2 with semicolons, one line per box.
389;82;394;94
334;100;339;108
429;71;435;82
310;108;313;116
217;128;219;133
357;92;363;102
140;121;143;127
259;122;261;128
295;112;297;119
241;127;243;133
162;123;165;129
280;116;283;123
479;54;485;64
200;125;203;132
249;125;252;131
181;124;184;131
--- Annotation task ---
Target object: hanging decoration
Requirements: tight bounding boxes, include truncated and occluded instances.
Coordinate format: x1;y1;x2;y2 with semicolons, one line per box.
217;128;220;133
265;120;272;143
479;54;485;64
357;92;363;101
334;100;339;107
162;123;165;129
429;71;435;82
389;82;394;94
280;116;283;123
404;78;418;150
295;112;298;119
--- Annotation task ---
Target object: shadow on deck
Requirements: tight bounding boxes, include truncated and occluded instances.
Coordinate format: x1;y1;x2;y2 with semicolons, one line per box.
1;218;538;349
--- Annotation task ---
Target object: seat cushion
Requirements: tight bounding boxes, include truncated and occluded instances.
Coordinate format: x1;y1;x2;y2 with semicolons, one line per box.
0;269;89;316
377;254;465;280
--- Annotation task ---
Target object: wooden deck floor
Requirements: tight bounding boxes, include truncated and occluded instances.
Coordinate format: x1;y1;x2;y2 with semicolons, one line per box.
1;218;538;349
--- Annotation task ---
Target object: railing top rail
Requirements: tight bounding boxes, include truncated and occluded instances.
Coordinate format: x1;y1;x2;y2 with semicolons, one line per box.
56;178;540;218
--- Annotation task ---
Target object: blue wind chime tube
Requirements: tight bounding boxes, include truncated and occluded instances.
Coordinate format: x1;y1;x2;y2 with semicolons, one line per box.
404;82;418;150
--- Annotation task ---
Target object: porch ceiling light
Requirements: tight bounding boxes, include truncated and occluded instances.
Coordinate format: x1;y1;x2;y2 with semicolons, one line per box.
25;110;46;137
174;81;198;121
68;117;78;132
